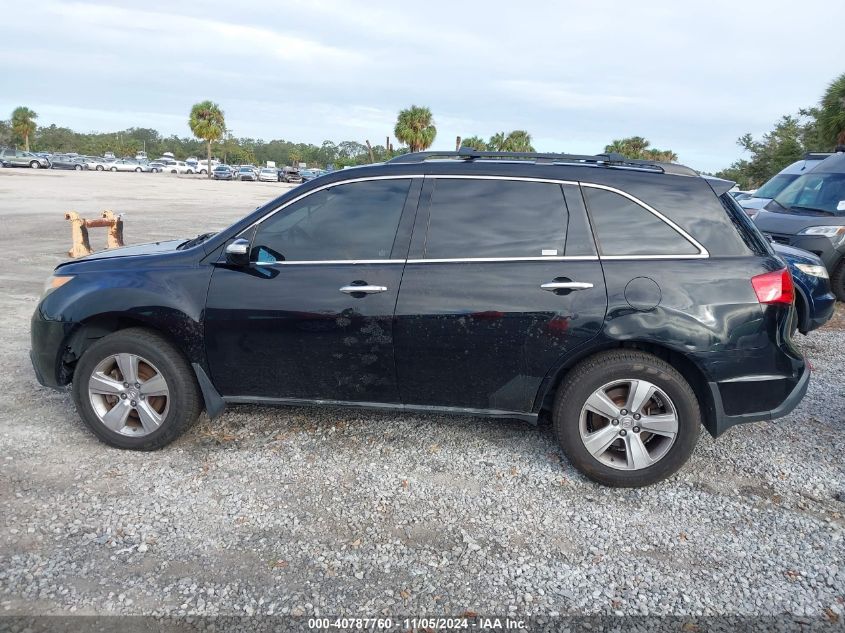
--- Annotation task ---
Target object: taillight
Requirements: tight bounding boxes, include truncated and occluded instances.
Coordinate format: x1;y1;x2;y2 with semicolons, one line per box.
751;268;794;304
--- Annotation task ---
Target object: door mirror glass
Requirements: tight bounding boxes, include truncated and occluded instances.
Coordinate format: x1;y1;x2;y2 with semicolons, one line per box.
225;238;251;266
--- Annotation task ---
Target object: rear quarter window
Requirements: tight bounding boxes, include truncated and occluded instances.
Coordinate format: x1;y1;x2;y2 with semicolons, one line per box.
582;186;699;256
718;193;771;256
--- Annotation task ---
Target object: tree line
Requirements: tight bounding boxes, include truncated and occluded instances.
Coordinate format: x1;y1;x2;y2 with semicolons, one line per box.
2;71;842;184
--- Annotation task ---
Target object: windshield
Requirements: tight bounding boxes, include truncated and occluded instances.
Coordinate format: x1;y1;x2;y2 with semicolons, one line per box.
772;172;845;215
754;174;799;200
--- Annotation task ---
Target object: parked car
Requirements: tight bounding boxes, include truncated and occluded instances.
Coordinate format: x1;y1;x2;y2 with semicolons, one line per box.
104;152;116;160
147;161;166;173
106;159;151;173
300;168;326;182
238;166;257;181
30;149;810;488
165;161;195;175
258;167;279;182
740;153;832;219
278;166;303;183
212;165;234;180
771;243;835;334
81;156;109;171
0;148;51;169
754;150;845;300
49;155;89;171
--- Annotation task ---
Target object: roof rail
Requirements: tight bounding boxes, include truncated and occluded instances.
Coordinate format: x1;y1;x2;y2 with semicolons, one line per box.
385;148;698;176
803;151;833;159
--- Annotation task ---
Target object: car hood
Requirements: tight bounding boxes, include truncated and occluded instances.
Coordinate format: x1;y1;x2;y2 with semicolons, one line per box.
771;242;822;265
739;197;771;210
56;239;186;268
754;209;844;234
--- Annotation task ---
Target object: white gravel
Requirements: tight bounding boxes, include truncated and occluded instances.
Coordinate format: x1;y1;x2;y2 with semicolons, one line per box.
0;169;843;623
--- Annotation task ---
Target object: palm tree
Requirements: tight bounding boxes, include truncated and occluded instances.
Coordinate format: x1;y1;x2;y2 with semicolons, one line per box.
460;135;488;151
816;72;845;147
394;105;436;152
189;101;226;178
501;130;534;152
488;132;507;151
11;107;37;151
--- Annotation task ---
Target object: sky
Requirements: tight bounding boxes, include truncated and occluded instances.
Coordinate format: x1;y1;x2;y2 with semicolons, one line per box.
1;0;843;172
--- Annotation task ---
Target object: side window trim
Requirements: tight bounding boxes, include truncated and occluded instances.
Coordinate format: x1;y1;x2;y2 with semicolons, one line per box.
245;175;422;265
580;182;710;259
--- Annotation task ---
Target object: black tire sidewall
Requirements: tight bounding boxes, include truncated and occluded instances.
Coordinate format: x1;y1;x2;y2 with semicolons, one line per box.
555;354;700;487
71;331;200;450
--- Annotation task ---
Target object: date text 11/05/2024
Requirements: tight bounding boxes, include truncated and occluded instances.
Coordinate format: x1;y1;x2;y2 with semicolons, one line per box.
307;617;527;630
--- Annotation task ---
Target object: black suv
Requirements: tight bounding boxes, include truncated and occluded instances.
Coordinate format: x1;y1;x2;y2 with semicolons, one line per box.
30;150;808;487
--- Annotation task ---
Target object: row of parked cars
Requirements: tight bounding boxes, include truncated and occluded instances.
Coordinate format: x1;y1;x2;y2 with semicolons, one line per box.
210;164;326;183
0;148;329;183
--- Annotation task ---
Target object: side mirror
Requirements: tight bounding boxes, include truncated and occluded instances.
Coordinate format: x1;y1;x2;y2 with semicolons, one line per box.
225;238;251;266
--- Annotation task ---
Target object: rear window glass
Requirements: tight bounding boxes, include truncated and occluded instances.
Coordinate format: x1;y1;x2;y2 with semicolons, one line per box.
582;187;698;256
425;179;568;258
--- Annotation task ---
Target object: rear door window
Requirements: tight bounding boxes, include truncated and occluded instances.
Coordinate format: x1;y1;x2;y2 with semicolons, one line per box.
424;178;567;258
582;186;699;256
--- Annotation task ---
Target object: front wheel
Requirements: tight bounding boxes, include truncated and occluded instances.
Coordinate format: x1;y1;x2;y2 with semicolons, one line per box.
71;328;202;450
30;161;40;169
110;167;117;172
135;167;141;172
75;165;83;171
96;165;104;171
553;350;700;487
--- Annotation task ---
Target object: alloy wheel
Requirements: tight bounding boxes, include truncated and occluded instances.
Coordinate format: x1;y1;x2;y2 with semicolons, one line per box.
579;379;678;471
88;353;170;437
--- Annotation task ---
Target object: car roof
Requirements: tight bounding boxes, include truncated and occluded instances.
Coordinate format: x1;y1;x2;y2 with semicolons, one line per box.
807;151;845;174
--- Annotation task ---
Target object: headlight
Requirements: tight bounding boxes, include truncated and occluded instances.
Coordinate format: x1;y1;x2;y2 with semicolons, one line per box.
794;263;829;278
42;275;74;297
797;226;845;238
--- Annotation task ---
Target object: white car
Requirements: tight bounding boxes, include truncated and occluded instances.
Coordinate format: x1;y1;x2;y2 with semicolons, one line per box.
106;159;151;173
258;167;278;182
165;161;197;175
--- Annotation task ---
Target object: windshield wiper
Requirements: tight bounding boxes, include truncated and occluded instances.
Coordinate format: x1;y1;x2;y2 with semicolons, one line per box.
178;232;216;250
787;205;834;216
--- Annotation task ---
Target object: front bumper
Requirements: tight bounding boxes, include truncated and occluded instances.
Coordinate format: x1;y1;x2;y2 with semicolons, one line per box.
30;312;74;388
707;363;810;437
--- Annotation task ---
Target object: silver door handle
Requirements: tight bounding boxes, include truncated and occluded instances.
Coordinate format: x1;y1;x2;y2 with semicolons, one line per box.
540;281;594;291
339;285;387;295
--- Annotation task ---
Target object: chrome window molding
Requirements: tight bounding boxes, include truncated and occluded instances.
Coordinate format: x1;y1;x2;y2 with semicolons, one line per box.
243;173;710;265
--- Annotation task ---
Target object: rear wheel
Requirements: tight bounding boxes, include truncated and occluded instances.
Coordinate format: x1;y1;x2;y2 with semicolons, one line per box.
110;167;117;172
553;350;700;487
71;328;202;450
75;164;83;171
831;259;845;303
135;167;141;172
96;165;104;171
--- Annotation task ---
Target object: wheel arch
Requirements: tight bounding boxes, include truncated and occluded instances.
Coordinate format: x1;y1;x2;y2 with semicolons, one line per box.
535;339;718;436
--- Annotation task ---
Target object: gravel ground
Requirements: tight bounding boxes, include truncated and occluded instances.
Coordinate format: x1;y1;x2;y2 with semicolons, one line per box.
0;169;844;623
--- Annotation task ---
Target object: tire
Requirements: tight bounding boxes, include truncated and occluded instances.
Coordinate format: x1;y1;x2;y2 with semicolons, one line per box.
30;161;40;169
75;165;83;171
110;167;117;172
71;328;202;450
96;165;104;171
135;167;141;172
552;350;700;487
831;259;845;303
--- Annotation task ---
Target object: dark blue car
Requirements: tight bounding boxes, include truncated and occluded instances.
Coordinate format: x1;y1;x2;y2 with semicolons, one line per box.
772;243;835;334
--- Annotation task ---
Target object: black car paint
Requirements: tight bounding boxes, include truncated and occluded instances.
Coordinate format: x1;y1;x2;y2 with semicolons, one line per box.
32;161;807;439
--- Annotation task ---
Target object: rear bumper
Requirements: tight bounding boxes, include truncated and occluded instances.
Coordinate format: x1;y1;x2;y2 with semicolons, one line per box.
707;363;810;437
